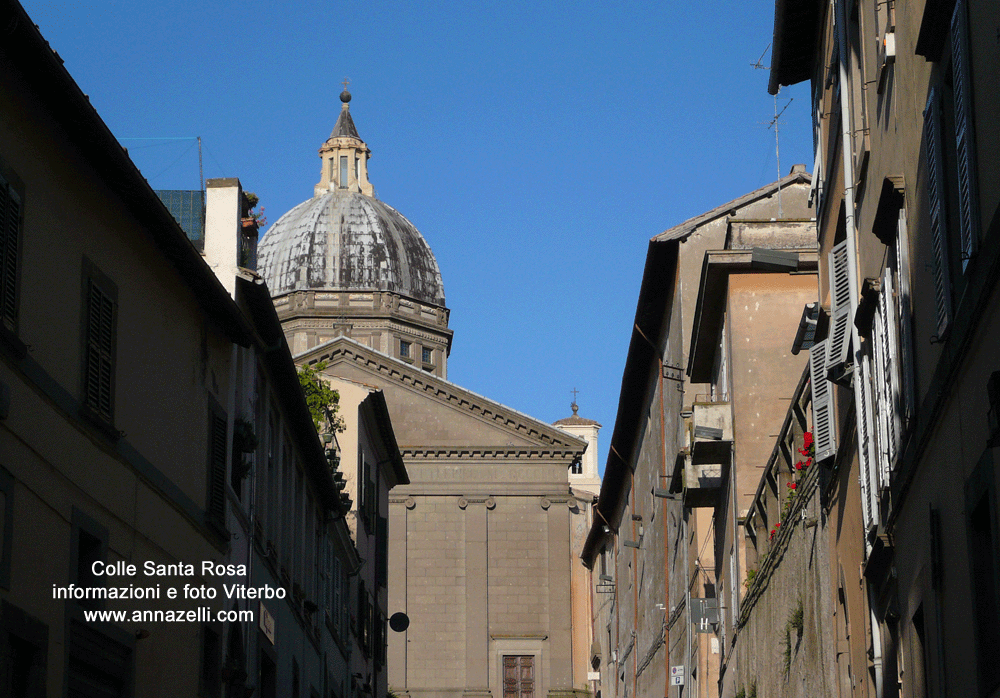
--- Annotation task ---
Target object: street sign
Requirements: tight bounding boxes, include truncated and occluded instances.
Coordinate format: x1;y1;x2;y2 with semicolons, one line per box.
670;665;685;685
260;602;275;644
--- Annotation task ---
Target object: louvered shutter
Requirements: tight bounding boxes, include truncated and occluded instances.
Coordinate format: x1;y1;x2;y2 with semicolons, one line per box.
951;0;979;270
810;339;836;461
84;279;116;422
0;175;20;333
857;355;878;530
924;89;952;338
871;275;900;488
827;240;852;371
896;209;917;427
207;408;228;527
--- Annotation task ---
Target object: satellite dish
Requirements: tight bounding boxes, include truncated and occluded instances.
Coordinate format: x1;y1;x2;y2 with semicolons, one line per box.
389;612;410;632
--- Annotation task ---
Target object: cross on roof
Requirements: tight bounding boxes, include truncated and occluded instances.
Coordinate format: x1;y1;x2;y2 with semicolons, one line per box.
342;77;350;91
571;387;579;402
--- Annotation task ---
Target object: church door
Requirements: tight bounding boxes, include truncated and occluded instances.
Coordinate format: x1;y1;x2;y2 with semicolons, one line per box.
503;656;534;698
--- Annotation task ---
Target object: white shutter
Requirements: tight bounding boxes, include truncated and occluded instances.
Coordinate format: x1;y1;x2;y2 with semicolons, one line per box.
924;89;952;338
858;354;878;530
810;339;836;461
827;240;853;371
951;0;979;270
896;209;917;428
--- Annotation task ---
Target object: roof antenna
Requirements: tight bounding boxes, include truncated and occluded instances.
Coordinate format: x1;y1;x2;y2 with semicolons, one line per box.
753;44;791;217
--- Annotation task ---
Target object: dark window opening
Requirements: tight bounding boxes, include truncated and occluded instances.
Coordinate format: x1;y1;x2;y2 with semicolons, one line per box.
200;625;222;698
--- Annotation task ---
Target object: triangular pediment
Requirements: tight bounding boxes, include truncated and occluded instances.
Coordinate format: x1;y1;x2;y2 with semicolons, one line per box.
295;338;587;458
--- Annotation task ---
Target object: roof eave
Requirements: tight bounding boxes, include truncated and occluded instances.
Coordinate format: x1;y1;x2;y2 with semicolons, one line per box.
768;0;823;95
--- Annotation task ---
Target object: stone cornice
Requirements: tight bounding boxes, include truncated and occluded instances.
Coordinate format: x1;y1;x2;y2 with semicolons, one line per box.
400;447;581;460
297;338;588;454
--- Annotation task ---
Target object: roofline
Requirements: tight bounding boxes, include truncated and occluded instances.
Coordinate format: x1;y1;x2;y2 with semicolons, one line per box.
296;336;588;453
768;0;823;95
363;390;410;486
2;0;254;346
238;276;346;514
653;170;811;243
686;249;819;383
582;238;680;567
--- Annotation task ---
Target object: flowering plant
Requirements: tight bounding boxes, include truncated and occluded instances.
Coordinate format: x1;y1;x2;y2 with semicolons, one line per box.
795;431;814;471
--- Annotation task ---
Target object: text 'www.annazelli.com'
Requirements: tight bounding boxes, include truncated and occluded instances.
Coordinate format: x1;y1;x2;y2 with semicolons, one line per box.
83;608;255;623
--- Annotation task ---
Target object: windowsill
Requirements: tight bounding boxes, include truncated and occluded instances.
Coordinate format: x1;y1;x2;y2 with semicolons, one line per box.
78;405;121;443
0;325;26;360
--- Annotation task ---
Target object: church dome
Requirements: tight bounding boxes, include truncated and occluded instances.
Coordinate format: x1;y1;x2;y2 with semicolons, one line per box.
258;92;445;307
258;191;445;305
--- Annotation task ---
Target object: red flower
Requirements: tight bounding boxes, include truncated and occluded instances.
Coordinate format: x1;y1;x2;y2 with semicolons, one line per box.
803;431;814;448
795;462;803;470
775;522;781;528
788;482;797;490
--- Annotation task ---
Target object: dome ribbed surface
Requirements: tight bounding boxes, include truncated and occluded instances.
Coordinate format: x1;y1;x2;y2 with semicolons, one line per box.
258;190;445;306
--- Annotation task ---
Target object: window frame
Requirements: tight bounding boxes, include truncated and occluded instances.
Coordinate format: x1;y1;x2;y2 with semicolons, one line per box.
0;161;24;353
79;258;119;437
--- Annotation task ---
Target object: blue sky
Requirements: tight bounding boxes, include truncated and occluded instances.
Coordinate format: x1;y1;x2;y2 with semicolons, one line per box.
22;0;814;473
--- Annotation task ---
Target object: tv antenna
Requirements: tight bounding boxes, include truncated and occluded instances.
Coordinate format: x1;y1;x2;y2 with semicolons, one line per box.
753;44;791;217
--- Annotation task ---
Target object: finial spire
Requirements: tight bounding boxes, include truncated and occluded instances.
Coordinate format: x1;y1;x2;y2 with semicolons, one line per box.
571;388;579;415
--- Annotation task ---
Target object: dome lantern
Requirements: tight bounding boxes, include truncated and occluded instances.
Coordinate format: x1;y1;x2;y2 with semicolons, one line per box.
315;80;373;197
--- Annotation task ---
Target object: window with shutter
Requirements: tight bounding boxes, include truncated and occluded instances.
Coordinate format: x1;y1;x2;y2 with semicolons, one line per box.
809;339;836;462
0;171;22;337
924;89;953;339
896;209;917;428
206;403;228;533
827;240;853;378
81;262;118;432
951;0;979;270
857;355;878;530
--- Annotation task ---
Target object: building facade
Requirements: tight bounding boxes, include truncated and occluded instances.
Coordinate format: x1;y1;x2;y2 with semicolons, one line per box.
0;4;384;695
258;93;597;698
764;0;1000;694
581;171;815;698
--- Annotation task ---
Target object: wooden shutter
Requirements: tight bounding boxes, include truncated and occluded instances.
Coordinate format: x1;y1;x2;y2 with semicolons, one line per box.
0;175;20;333
896;209;917;426
810;339;836;462
84;279;116;422
207;407;228;527
827;240;853;372
857;354;878;530
951;0;979;269
924;89;952;338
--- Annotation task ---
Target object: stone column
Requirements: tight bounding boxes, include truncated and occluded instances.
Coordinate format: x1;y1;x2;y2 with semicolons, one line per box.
388;498;411;692
464;497;492;697
546;499;573;694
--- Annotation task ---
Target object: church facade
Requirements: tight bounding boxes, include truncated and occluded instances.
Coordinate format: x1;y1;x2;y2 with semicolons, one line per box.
258;91;597;698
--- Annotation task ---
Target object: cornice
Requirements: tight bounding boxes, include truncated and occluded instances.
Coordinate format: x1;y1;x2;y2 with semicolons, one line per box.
297;339;587;453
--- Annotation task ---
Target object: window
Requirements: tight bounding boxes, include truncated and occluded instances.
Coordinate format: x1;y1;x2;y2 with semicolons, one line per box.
570;460;583;475
503;656;535;698
66;619;133;698
199;625;222;698
422;346;432;364
1;601;47;698
0;165;23;339
966;451;1000;695
69;508;108;611
81;260;118;431
399;340;411;359
0;466;13;589
206;398;228;535
339;157;348;189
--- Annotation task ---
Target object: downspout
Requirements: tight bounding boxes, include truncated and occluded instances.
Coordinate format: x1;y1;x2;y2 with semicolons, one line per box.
833;1;884;695
684;510;691;698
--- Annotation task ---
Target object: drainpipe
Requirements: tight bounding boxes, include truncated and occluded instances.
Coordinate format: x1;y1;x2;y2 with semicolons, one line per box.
833;0;884;695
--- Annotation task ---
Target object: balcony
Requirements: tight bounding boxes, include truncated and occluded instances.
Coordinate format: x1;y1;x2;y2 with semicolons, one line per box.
680;400;733;507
